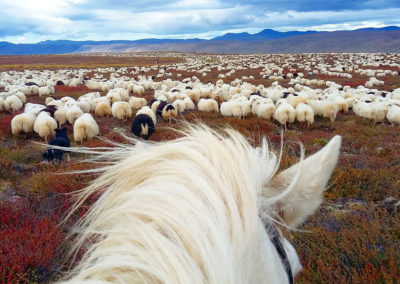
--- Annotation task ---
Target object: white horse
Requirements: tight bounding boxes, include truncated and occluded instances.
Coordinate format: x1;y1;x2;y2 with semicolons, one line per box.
60;124;341;283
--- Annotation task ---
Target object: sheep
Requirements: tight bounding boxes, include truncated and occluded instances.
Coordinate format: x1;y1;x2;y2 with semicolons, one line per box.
38;86;55;97
150;99;162;114
129;96;147;110
0;97;4;111
172;99;186;115
73;113;99;144
106;91;121;105
274;100;296;130
4;95;23;113
91;97;109;112
307;100;338;122
252;101;275;120
45;96;56;105
287;94;308;108
54;106;68;127
78;100;91;113
95;102;112;118
33;111;58;142
387;104;400;125
131;106;156;140
220;101;241;117
24;103;45;115
14;92;27;104
295;103;314;127
183;97;195;110
66;105;84;125
161;104;178;123
198;98;219;113
11;112;37;135
112;101;132;122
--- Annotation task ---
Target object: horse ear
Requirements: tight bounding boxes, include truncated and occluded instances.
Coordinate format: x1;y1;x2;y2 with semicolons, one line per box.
264;135;341;228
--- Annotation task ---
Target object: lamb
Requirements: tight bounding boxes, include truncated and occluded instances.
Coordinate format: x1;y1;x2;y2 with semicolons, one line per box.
129;96;147;110
112;101;132;122
42;127;70;167
274;100;296;130
198;98;219;113
73;113;99;144
4;95;23;113
66;105;84;125
131;106;156;140
11;112;37;135
295;103;314;127
95;102;112;117
33;111;58;142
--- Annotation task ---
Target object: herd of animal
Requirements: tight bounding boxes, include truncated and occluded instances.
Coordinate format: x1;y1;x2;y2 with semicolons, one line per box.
1;52;399;165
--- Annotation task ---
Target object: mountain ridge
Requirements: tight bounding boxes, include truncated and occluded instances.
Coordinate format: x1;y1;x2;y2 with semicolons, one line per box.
0;26;399;55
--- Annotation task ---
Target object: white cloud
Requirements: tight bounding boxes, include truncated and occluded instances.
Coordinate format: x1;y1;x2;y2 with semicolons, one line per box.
0;0;399;43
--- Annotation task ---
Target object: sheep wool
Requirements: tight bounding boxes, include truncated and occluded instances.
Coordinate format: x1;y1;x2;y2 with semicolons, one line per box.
73;113;99;143
112;101;132;122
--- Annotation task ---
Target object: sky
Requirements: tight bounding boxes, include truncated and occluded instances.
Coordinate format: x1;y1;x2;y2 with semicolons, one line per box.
1;0;399;43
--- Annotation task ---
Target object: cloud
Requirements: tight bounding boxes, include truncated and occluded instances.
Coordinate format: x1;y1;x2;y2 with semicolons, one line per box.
0;0;399;43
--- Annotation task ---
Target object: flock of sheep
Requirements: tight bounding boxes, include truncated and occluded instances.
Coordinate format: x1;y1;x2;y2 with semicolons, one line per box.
1;52;400;144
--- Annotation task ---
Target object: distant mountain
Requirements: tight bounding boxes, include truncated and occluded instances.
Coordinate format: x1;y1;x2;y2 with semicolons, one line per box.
0;26;399;55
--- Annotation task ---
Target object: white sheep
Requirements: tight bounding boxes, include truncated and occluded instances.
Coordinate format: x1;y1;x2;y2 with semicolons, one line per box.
220;101;241;117
38;86;55;97
54;106;68;127
172;100;186;115
274;100;296;129
66;105;84;125
198;98;219;113
129;96;147;110
106;92;121;105
295;103;314;126
252;101;275;120
387;104;400;125
307;100;338;122
73;113;99;143
24;103;45;115
4;95;23;113
33;111;58;142
95;101;112;117
183;97;195;110
112;101;132;122
11;112;37;135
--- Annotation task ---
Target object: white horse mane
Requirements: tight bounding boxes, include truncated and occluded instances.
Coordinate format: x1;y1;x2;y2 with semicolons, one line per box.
60;123;341;284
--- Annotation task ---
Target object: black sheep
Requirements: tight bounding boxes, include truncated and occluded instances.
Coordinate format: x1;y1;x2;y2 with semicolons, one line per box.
131;114;155;140
42;127;70;166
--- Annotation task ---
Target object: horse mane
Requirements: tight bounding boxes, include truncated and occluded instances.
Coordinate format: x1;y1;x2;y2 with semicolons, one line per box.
59;123;300;283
